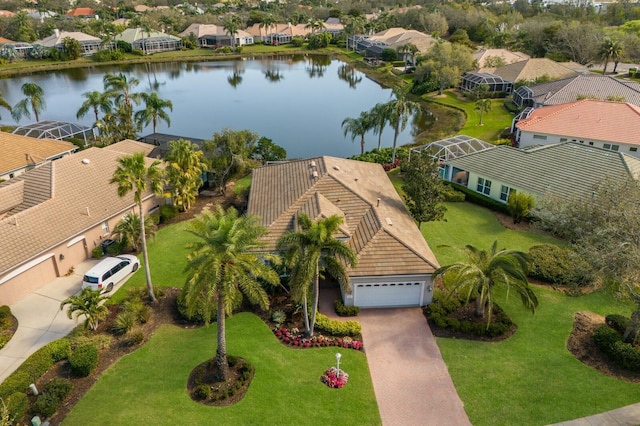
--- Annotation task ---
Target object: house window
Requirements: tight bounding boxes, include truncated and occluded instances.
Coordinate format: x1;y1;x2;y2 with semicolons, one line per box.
477;177;492;195
588;142;594;146
631;147;638;152
560;138;567;142
604;144;610;149
533;134;547;140
603;144;619;151
101;221;109;235
500;185;514;202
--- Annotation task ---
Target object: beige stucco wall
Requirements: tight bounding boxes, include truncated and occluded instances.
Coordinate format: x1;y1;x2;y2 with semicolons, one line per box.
517;130;640;158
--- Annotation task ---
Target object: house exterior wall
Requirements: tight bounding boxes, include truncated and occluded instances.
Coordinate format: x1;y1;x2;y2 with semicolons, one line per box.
517;130;640;158
0;196;159;305
342;273;434;307
463;171;520;204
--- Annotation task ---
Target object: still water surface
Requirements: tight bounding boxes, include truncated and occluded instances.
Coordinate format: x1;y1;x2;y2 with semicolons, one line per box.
0;55;428;158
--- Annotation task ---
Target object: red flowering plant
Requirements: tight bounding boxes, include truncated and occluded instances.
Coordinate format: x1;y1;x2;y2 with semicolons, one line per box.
321;367;349;388
273;327;363;351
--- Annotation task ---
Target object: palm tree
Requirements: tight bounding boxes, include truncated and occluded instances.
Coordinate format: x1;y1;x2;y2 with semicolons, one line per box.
134;92;173;134
164;139;207;212
60;288;108;331
110;153;164;303
223;17;240;50
103;73;142;138
111;212;155;252
387;86;420;162
277;214;357;337
183;206;280;381
0;91;11;121
260;14;277;44
305;18;325;35
600;37;624;74
475;98;492;125
77;90;112;124
343;15;366;51
12;82;45;122
342;111;372;155
369;102;390;150
433;240;538;327
398;43;419;70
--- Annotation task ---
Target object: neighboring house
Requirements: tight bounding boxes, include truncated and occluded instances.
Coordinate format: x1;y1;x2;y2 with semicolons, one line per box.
115;28;182;54
137;132;205;159
179;24;254;47
0;132;77;181
443;142;640;204
0;10;16;18
11;121;95;145
27;10;57;21
35;30;102;56
513;74;640;108
479;58;580;85
247;156;439;308
350;28;437;59
0;140;161;305
459;72;514;95
245;23;308;44
473;48;530;68
64;7;95;18
513;99;640;158
0;37;32;58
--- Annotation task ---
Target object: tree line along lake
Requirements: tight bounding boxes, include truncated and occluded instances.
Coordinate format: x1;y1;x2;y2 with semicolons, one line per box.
0;54;442;159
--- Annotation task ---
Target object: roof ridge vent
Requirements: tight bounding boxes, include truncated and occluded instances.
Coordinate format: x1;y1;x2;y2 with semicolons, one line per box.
82;158;90;165
311;170;318;179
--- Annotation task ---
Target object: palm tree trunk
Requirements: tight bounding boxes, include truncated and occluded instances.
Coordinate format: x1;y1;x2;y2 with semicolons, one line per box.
215;295;228;381
475;292;484;317
603;60;608;74
139;202;157;303
308;269;320;337
302;292;310;334
377;130;383;150
360;135;365;155
391;122;400;162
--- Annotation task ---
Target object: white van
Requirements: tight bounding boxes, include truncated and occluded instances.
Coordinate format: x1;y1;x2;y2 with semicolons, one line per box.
82;255;140;293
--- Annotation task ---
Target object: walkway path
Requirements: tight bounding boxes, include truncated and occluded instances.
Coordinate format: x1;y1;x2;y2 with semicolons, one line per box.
548;403;640;425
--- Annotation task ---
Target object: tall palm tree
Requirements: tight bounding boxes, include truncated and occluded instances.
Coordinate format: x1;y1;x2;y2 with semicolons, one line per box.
369;102;390;150
111;212;155;252
12;82;45;122
134;91;173;134
103;72;142;138
387;86;420;162
305;18;325;35
183;206;280;381
475;98;492;126
342;111;372;155
77;90;112;124
398;43;419;70
260;14;277;44
223;17;240;50
600;37;624;74
277;214;357;337
164;139;207;212
433;240;538;327
110;153;164;303
343;15;366;51
60;288;109;331
0;91;11;121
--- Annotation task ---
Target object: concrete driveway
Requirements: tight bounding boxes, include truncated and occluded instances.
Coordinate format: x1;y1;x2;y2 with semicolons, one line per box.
0;259;100;383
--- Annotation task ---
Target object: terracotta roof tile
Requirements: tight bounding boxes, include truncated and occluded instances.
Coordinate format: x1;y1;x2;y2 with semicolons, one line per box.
0;132;77;176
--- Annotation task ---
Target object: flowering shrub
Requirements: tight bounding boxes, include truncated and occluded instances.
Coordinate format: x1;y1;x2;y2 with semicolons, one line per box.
273;327;364;351
321;367;349;388
382;158;401;171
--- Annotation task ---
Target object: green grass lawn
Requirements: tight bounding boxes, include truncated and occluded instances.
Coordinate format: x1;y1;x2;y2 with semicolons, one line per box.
424;90;514;142
63;313;380;426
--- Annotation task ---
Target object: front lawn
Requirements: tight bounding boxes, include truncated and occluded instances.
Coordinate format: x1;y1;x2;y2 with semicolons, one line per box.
424;90;513;142
63;313;380;425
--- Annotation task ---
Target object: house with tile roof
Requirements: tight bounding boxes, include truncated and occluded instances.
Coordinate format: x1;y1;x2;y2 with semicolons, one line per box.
115;28;182;54
0;140;161;305
245;23;309;44
0;37;32;59
35;30;102;56
0;132;77;181
179;24;253;47
247;156;439;308
512;74;640;108
479;58;580;85
64;7;95;18
473;48;530;68
514;100;640;158
350;28;438;59
443;142;640;204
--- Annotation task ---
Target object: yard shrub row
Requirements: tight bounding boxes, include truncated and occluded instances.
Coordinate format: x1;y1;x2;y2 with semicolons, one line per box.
0;305;14;350
441;184;466;202
334;300;360;317
527;244;594;288
315;313;362;337
68;344;99;377
4;392;28;424
448;183;511;215
593;324;640;372
606;314;630;335
32;378;73;419
425;291;514;338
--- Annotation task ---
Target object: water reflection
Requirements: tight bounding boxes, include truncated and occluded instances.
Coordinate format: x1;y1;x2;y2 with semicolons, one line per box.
337;64;362;89
306;55;330;79
227;62;245;88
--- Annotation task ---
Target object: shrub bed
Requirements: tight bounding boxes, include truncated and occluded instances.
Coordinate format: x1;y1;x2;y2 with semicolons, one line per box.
334;300;360;317
448;183;511;215
273;327;363;350
315;313;361;337
424;291;514;338
69;344;98;377
593;323;640;372
528;244;594;288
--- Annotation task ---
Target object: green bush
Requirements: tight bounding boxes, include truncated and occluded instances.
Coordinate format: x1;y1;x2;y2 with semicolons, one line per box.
112;310;136;335
448;183;511;215
271;310;286;325
123;329;145;346
592;324;640;372
334;300;360;317
91;49;124;62
527;244;594;288
5;391;28;424
442;185;465;202
33;393;59;418
47;339;71;362
350;147;409;165
19;345;54;382
177;290;217;324
69;344;98;377
91;246;103;259
43;378;72;402
507;192;534;224
291;37;304;47
0;371;30;399
131;48;144;56
0;305;11;321
315;313;361;337
194;384;210;400
159;204;179;223
606;314;630;335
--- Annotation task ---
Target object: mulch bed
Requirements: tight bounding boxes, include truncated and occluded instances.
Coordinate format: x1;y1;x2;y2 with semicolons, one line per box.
187;357;253;407
426;302;517;343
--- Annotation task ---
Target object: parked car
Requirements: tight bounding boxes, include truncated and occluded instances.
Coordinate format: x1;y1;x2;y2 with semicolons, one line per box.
82;255;140;293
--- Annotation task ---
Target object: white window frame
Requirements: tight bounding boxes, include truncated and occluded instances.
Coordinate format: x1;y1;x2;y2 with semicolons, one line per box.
500;185;514;202
477;177;492;195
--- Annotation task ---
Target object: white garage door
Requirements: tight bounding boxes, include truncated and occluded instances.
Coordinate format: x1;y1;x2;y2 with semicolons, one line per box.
354;281;424;308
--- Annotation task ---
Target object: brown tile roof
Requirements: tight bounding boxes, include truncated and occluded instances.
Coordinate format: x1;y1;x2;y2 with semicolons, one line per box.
105;139;156;156
516;100;640;146
0;11;16;18
0;145;160;276
247;157;439;277
36;31;101;47
0;132;77;176
473;48;530;68
65;7;95;16
482;58;579;83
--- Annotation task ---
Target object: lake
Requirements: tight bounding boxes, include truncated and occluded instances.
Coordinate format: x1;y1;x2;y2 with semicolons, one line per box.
0;55;430;159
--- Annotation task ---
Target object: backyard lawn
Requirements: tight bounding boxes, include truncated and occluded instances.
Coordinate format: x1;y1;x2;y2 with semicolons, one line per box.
424;90;514;142
63;313;379;425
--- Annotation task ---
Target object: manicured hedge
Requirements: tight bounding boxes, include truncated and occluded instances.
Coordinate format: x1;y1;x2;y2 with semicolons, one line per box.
527;244;594;288
315;313;361;337
334;300;360;317
32;377;73;418
606;314;630;335
69;344;98;377
448;182;510;215
5;392;27;424
593;324;640;372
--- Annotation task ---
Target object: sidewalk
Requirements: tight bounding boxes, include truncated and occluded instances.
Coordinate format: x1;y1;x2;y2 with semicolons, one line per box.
0;259;98;383
548;403;640;426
